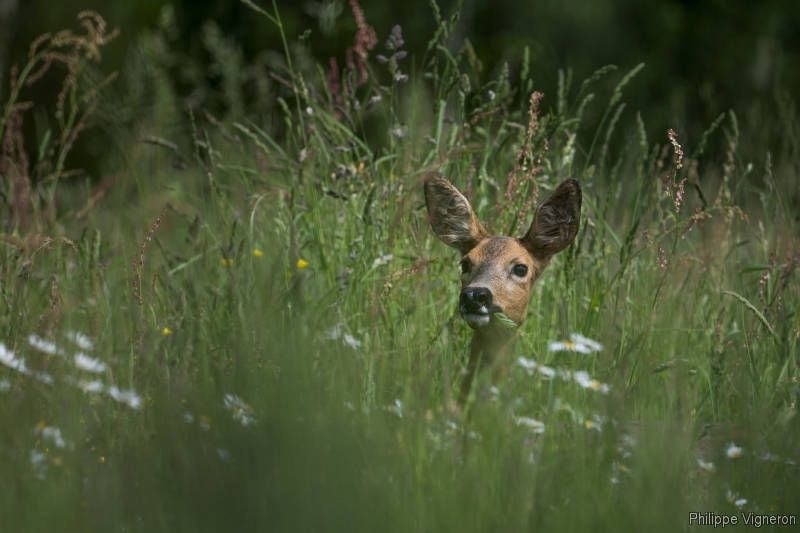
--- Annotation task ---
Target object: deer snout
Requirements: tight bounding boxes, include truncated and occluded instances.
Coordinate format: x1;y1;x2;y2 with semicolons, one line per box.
459;287;493;314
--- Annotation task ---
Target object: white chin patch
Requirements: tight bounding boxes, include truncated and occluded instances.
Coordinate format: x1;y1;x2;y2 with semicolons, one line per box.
463;313;491;329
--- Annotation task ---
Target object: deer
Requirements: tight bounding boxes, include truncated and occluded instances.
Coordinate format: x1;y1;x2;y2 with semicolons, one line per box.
423;172;582;406
423;172;784;468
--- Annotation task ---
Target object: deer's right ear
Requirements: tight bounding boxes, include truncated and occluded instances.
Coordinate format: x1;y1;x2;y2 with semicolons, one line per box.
424;172;489;255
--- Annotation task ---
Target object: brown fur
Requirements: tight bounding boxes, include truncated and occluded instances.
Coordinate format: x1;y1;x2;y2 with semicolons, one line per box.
424;172;582;404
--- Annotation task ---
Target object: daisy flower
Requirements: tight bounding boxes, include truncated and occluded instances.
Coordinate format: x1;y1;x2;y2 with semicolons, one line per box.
726;443;743;459
223;394;256;426
74;353;107;373
107;387;143;410
549;333;603;354
515;417;546;434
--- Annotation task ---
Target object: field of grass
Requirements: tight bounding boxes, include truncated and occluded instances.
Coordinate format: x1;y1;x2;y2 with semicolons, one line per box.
1;4;799;532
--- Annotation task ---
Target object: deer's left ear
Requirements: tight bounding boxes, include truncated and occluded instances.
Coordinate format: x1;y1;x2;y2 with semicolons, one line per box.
521;178;582;259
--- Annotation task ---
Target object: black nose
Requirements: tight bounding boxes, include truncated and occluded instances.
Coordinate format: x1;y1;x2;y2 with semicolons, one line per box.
459;287;493;313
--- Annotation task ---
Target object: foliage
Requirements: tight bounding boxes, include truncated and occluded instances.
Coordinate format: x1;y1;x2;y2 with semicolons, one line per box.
1;2;798;531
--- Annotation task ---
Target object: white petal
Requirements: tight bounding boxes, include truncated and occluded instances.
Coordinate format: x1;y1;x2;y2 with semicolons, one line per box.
107;387;142;409
67;331;95;350
28;335;60;356
569;333;603;352
74;353;107;373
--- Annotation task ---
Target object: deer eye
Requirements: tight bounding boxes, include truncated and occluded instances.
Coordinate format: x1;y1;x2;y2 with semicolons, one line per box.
513;264;528;277
460;260;471;275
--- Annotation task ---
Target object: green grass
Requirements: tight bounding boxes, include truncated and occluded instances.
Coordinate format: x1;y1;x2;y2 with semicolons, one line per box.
1;3;799;532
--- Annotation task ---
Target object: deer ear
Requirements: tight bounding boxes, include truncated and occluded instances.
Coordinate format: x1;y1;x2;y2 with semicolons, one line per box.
424;172;489;255
521;178;582;259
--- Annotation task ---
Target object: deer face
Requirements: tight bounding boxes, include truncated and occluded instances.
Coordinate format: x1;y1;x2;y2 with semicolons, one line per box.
424;173;581;330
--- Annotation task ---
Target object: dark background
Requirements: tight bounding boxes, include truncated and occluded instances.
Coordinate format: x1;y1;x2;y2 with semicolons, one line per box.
2;0;799;172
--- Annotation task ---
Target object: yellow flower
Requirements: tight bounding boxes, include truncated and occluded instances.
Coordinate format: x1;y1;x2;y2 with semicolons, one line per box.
253;249;263;258
162;327;173;336
296;259;309;269
287;270;293;279
222;258;234;267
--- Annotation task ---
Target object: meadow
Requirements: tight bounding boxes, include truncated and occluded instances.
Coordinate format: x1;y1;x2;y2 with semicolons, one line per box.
1;3;799;531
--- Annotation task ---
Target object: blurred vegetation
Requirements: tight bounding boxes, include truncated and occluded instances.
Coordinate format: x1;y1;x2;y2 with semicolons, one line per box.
1;1;799;531
2;0;799;185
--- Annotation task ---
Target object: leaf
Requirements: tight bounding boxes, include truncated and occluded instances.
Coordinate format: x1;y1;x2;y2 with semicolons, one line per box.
493;313;518;329
722;291;776;339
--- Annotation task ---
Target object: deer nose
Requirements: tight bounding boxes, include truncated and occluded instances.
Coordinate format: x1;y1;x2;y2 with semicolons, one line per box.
459;287;493;313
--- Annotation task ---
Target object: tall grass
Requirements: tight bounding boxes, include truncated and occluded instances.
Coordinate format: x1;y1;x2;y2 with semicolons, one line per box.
1;2;798;531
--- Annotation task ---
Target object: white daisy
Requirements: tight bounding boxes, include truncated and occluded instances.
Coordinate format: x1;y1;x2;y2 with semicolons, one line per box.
66;331;95;351
34;425;66;449
31;450;48;480
1;343;53;384
107;387;142;409
569;333;603;352
77;379;104;393
74;353;107;373
697;459;716;473
517;357;556;378
549;333;603;354
28;335;60;356
573;370;611;394
223;394;256;426
515;417;546;434
726;443;743;459
385;398;403;418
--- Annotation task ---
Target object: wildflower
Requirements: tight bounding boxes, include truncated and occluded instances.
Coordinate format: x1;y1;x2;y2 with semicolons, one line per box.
0;343;53;384
199;415;211;431
183;412;195;423
223;394;256;426
106;387;142;410
727;490;747;508
386;399;403;418
372;254;394;267
74;353;107;373
33;425;66;449
162;327;173;336
31;450;48;480
515;417;545;434
253;249;263;257
584;419;600;431
66;331;94;351
390;124;408;139
726;443;743;459
28;335;60;356
0;379;10;392
323;324;362;348
573;370;611;394
385;24;404;50
697;459;716;473
297;258;309;269
78;379;104;393
549;333;602;354
517;357;556;378
221;258;234;266
584;416;604;432
343;334;361;349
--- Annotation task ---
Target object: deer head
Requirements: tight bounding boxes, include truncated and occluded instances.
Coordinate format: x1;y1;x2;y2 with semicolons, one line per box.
424;172;581;329
424;172;581;403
